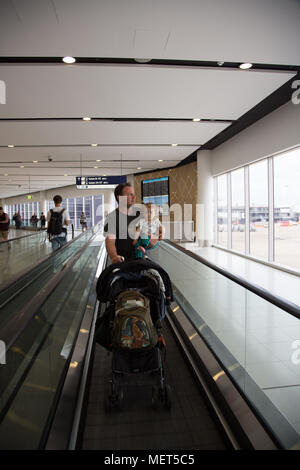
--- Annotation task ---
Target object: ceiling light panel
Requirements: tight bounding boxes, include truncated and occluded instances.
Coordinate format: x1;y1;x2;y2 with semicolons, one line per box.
0;120;231;146
0;66;295;121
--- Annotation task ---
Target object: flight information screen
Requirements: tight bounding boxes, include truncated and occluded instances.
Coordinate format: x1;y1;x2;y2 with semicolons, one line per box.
141;177;169;213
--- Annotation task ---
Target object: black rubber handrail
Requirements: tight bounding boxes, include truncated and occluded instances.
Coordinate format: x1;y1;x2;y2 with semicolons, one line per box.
163;240;300;320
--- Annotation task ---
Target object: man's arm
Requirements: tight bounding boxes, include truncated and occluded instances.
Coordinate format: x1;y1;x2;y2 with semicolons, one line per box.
105;235;124;263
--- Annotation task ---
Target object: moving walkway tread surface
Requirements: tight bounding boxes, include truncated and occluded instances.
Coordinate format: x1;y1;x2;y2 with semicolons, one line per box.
80;322;229;450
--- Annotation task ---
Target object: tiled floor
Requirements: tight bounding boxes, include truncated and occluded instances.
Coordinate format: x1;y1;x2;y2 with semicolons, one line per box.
149;243;300;443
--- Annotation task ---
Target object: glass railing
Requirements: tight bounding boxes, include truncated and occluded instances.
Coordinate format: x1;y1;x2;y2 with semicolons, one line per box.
0;232;105;450
149;241;300;449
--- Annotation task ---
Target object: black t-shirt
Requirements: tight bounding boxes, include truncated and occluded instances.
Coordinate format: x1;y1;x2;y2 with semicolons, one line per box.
104;208;140;261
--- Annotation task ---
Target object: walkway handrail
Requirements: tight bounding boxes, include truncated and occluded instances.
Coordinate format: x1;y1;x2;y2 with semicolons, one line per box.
0;223;101;294
164;240;300;320
1;230;103;353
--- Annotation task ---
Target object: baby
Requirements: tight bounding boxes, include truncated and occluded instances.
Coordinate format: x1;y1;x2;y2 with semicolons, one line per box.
133;203;164;258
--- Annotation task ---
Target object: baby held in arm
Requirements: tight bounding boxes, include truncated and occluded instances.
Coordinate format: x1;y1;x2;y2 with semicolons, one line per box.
133;203;164;258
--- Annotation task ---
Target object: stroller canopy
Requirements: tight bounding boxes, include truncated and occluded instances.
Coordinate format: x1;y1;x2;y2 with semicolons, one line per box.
96;259;173;304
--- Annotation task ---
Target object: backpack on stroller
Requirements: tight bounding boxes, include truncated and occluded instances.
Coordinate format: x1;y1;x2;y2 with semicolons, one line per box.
95;258;173;411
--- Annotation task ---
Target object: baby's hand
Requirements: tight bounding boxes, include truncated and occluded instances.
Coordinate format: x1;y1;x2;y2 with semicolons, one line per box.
136;246;146;254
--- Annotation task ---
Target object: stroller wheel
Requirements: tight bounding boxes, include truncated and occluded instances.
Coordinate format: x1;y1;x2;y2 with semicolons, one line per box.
115;387;124;411
151;386;159;410
164;384;172;410
104;394;113;413
104;384;124;412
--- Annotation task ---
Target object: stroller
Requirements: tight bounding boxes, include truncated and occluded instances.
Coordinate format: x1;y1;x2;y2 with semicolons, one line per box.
95;258;173;411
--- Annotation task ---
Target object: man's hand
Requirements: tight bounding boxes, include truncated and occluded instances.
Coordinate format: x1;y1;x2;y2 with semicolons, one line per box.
111;255;125;264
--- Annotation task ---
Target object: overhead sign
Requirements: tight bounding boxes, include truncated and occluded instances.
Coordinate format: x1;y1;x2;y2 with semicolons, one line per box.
76;176;126;189
26;195;33;199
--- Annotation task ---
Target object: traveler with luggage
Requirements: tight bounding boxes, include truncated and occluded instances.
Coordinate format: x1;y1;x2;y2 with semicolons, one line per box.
46;195;70;251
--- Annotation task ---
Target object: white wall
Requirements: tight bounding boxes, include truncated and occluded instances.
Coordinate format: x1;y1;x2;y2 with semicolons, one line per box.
4;184;115;204
211;101;300;176
4;184;116;215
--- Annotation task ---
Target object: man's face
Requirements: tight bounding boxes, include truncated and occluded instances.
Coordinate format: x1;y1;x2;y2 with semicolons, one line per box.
120;186;136;208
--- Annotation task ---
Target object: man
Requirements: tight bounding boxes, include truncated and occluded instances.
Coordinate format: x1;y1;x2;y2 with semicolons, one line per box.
46;195;70;250
104;182;138;263
0;206;10;249
104;182;162;264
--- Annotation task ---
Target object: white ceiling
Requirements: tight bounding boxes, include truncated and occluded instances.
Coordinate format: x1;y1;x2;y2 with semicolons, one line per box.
0;0;299;199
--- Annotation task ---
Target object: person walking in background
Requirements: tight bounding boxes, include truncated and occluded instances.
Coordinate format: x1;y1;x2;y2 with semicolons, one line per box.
80;211;88;232
47;195;70;251
0;206;10;249
40;212;46;230
30;212;38;229
13;212;22;229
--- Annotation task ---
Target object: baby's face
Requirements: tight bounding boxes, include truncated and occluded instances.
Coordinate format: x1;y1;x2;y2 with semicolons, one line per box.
145;206;156;219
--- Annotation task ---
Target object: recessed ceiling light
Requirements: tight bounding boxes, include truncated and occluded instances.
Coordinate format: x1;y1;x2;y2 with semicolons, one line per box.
171;143;178;147
20;165;24;168
158;159;163;162
4;173;8;176
96;159;101;162
134;58;152;63
192;118;201;122
103;174;106;176
33;160;38;163
91;143;98;147
8;144;14;148
94;166;98;169
62;56;76;64
64;174;68;176
239;62;253;70
83;116;91;121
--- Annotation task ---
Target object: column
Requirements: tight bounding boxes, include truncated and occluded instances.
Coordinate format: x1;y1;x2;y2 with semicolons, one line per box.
39;191;47;216
103;189;115;218
196;150;214;247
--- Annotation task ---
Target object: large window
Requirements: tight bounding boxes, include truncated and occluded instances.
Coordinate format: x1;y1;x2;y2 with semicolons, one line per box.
75;197;84;229
231;168;245;253
84;196;92;228
249;160;269;260
274;149;300;270
214;146;300;272
217;174;227;247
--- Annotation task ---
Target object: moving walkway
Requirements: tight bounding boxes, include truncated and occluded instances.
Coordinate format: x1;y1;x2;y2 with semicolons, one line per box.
0;236;299;450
